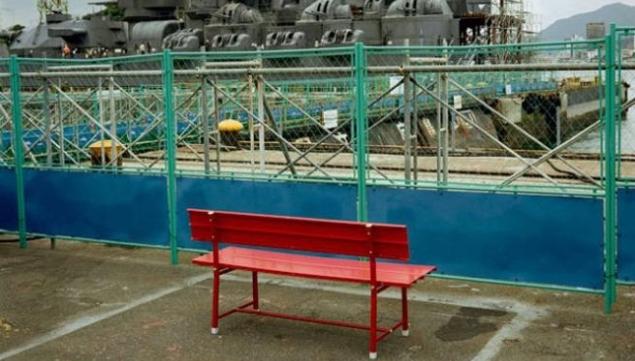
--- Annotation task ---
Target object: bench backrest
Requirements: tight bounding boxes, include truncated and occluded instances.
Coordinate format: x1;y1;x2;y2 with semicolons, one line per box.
188;209;410;261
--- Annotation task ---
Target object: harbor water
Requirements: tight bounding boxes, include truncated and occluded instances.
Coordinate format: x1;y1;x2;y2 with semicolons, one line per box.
571;88;635;154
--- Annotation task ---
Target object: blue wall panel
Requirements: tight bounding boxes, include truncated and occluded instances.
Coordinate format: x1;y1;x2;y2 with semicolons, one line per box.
11;166;608;289
368;187;604;290
618;187;635;282
176;177;357;250
0;167;18;231
23;169;168;246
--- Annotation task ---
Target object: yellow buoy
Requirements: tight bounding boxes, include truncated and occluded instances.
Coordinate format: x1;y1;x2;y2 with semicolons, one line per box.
218;119;244;132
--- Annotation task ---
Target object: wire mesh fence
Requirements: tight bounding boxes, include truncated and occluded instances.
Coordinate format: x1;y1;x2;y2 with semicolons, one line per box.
365;41;607;190
16;55;166;172
171;49;357;181
0;59;11;167
616;30;635;182
0;39;617;193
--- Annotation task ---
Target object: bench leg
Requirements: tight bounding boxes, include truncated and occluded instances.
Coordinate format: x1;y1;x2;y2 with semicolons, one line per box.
211;269;220;335
401;287;409;337
369;285;378;360
252;271;259;310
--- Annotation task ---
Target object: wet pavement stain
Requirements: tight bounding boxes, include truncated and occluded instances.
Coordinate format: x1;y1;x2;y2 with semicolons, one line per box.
435;307;508;342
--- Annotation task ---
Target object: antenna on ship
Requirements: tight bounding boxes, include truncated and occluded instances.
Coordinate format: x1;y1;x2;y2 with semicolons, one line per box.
37;0;69;23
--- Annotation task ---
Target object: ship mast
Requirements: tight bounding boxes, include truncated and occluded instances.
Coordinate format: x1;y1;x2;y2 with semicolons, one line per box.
37;0;69;23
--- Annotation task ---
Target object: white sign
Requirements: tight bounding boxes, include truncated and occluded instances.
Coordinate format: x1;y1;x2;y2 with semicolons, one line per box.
97;90;124;100
505;84;513;95
453;95;463;110
389;76;404;96
323;109;338;130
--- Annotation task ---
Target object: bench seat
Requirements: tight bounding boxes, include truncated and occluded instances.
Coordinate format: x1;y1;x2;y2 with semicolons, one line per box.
188;209;437;359
193;246;436;287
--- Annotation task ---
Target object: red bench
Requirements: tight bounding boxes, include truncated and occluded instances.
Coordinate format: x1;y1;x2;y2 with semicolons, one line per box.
189;209;436;359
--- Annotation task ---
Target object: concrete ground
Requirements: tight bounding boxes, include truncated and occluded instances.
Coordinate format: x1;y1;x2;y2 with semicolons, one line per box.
0;239;634;361
134;148;611;186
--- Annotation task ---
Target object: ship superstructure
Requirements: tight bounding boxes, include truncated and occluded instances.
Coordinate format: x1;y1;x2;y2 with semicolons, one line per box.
2;0;536;56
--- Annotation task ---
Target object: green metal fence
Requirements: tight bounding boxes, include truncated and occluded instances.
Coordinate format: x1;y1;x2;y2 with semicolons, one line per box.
2;44;611;192
0;28;628;312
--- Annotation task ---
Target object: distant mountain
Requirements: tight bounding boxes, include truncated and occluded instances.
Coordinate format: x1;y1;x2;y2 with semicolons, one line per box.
540;3;635;41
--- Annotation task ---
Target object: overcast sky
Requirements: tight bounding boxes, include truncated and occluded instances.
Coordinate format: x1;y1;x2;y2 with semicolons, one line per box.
1;0;635;29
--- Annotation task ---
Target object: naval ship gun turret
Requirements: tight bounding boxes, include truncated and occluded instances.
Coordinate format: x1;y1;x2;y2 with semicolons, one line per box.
197;0;459;51
122;0;183;52
204;2;264;49
298;0;360;47
148;0;520;52
382;0;455;45
263;0;313;49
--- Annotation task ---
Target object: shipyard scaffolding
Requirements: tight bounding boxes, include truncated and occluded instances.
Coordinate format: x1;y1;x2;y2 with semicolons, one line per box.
455;0;538;62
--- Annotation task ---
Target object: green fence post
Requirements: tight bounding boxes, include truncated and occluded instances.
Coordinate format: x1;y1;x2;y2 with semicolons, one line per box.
604;24;618;313
616;31;624;180
354;43;368;222
9;56;27;249
163;49;178;265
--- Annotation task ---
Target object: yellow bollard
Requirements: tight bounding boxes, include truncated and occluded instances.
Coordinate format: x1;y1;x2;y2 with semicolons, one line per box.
88;140;124;167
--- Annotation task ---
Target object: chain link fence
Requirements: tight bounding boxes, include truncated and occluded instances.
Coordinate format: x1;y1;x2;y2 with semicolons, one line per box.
170;49;358;181
365;41;607;191
616;31;635;182
0;40;615;193
15;55;165;172
0;59;11;167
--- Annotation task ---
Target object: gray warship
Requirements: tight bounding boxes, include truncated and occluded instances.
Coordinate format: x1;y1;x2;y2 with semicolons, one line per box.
1;0;528;56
